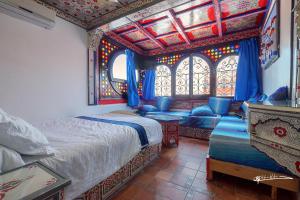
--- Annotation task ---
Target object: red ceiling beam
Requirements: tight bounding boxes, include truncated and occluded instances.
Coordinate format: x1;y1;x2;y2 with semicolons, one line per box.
213;0;222;37
105;31;144;55
133;8;266;44
132;21;165;49
147;28;260;56
167;9;191;45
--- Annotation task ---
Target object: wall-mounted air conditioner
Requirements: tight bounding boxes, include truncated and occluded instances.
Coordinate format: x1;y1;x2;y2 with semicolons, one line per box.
0;0;56;29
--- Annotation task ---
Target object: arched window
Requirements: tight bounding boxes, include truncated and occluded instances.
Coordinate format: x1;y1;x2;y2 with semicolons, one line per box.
112;53;127;80
192;56;210;95
110;52;138;82
176;57;190;95
155;65;171;96
216;55;239;96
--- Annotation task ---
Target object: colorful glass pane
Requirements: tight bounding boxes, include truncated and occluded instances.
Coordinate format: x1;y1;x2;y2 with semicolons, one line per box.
155;65;171;96
192;56;210;95
176;57;190;95
216;55;239;96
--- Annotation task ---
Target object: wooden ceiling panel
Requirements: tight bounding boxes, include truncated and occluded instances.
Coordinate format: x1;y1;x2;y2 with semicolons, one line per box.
41;0;128;22
122;30;148;42
224;12;264;33
145;19;176;36
158;33;185;46
186;25;217;40
176;4;216;28
220;0;268;18
173;0;212;13
136;40;160;50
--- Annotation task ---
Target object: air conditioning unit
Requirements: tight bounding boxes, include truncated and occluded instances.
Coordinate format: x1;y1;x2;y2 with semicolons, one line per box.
0;0;56;29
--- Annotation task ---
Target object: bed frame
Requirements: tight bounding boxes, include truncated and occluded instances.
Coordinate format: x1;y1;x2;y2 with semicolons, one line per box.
206;156;300;200
74;143;161;200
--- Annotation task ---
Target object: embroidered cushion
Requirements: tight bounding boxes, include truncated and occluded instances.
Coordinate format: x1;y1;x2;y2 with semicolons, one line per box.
268;86;288;101
190;105;215;116
156;97;172;112
208;97;232;116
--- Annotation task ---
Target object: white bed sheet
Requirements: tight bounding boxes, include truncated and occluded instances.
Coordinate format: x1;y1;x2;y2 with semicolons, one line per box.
22;113;162;200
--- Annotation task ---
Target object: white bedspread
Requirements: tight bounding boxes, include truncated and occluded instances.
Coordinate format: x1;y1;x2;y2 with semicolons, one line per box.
23;113;162;200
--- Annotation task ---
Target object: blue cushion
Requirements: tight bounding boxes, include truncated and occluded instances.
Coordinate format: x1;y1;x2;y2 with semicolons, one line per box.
259;94;268;101
240;102;248;113
190;105;215;116
208;97;232;116
268;86;288;101
140;105;157;112
156;97;172;111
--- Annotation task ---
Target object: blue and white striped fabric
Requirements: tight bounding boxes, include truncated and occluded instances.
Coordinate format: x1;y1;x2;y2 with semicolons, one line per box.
209;116;291;174
76;116;149;148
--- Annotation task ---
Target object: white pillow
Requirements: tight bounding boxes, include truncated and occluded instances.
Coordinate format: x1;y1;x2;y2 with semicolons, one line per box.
0;108;10;122
0;116;54;156
0;145;25;173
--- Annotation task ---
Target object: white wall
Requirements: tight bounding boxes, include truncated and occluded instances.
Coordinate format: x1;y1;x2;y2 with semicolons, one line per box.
0;13;129;123
262;0;292;95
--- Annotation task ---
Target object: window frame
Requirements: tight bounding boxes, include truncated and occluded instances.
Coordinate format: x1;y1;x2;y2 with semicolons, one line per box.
215;53;239;98
108;50;127;83
174;53;213;99
155;64;172;97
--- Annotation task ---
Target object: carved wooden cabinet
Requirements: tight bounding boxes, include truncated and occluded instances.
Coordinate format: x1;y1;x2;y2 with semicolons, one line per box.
248;101;300;177
145;114;180;147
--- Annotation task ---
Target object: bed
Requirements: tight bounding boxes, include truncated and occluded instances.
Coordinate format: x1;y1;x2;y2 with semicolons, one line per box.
22;113;163;200
207;116;299;200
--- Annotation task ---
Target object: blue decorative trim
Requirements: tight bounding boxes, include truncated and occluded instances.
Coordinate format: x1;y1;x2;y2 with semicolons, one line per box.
76;116;149;148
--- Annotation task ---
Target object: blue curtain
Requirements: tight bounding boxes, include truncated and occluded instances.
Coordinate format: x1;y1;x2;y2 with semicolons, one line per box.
126;49;139;107
142;70;156;100
234;38;262;101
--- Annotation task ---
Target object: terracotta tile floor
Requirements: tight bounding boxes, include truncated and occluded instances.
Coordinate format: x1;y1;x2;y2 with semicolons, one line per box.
111;137;298;200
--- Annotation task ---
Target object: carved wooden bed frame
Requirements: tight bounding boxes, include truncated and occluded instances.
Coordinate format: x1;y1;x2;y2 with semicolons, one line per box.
73;143;161;200
206;156;300;200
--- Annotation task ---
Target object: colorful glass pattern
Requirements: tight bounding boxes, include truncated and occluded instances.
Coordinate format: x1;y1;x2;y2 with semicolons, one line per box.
192;56;210;95
100;39;122;97
216;55;239;96
176;57;190;95
201;44;239;62
156;54;182;67
155;65;172;96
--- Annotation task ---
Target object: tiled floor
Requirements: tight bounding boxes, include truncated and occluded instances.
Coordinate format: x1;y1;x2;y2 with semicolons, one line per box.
111;137;298;200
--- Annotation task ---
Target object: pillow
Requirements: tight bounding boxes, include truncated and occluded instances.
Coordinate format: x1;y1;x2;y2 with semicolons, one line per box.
268;86;288;101
156;97;172;112
0;145;25;173
240;102;248;113
190;105;215;116
139;105;158;112
208;97;232;116
0;116;54;156
259;94;268;102
0;108;10;122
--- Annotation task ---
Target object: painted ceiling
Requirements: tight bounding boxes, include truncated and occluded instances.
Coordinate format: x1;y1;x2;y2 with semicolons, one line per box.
37;0;268;55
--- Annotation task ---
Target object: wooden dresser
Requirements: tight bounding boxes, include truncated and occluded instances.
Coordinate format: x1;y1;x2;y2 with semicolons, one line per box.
248;101;300;177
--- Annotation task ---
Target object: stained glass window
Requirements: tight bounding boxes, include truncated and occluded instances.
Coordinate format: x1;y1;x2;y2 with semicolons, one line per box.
176;57;190;95
192;56;210;95
155;65;171;96
216;55;239;96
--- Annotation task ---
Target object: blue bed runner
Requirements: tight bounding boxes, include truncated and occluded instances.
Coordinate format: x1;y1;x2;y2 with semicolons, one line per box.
76;116;149;148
